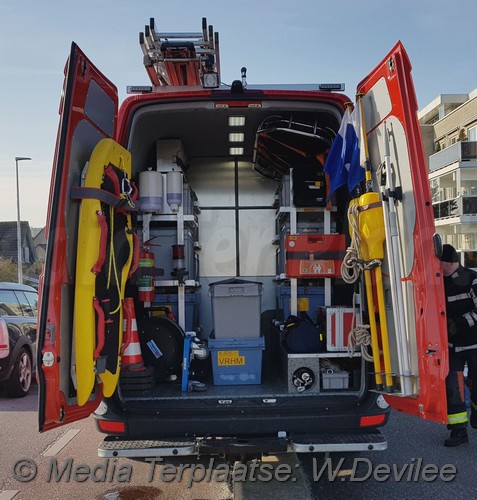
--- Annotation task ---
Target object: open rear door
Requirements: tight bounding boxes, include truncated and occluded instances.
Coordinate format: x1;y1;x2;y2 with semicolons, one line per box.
38;43;118;431
357;41;448;423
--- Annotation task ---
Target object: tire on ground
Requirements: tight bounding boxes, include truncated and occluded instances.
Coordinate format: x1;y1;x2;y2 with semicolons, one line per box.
6;347;32;398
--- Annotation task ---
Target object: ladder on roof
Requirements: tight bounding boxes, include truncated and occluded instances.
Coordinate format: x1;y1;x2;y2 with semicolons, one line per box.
139;17;220;87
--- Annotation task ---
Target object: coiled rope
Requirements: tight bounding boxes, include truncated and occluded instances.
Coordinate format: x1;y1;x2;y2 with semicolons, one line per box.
341;202;382;284
340;204;378;362
348;318;374;362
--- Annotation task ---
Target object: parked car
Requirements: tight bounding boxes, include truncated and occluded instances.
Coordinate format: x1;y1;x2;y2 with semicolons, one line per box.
0;282;38;397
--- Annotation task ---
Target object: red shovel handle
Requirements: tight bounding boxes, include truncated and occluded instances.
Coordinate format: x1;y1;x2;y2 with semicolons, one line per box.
120;299;133;356
93;297;106;360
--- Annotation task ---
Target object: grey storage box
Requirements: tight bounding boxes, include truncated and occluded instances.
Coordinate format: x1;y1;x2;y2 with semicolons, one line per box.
322;370;349;390
209;279;263;338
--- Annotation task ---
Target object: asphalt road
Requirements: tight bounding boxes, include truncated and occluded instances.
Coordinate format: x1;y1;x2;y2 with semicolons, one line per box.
299;407;477;499
0;384;235;500
0;384;310;500
1;383;475;500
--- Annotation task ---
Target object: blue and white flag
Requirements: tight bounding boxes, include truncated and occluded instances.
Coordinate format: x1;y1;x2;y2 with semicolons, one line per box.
324;101;366;199
347;100;366;193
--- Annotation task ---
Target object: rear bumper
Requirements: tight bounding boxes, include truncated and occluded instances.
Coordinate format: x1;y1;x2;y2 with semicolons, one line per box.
98;431;387;459
93;393;390;455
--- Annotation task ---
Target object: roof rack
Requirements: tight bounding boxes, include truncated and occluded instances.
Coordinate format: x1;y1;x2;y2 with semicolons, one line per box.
139;17;220;88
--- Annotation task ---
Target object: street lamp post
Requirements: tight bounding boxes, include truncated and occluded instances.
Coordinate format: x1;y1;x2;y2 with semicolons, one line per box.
15;156;32;284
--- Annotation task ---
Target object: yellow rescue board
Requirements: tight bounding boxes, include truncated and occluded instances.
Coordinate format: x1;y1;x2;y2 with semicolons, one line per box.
74;138;134;406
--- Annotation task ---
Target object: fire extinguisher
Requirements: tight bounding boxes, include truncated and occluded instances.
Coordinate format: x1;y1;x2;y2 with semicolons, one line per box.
138;239;157;302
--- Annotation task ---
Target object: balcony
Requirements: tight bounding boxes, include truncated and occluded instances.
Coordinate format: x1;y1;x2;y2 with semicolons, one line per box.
429;141;477;172
433;195;477;220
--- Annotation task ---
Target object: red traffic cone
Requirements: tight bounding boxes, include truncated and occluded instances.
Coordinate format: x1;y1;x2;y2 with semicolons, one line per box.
121;297;145;371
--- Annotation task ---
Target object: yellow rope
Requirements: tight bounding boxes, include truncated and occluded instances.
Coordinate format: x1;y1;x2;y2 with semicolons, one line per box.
107;204;121;315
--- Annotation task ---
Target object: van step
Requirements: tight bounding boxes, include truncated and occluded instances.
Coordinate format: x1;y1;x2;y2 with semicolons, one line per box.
291;432;387;453
98;435;288;458
98;437;196;458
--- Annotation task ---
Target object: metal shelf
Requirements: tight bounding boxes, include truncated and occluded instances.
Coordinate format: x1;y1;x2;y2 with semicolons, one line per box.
154;280;200;287
138;213;198;225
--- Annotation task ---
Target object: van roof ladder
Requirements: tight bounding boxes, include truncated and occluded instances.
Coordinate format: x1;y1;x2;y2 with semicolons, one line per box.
139;17;221;88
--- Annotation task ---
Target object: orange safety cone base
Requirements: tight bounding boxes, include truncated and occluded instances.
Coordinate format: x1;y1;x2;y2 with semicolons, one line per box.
121;298;145;371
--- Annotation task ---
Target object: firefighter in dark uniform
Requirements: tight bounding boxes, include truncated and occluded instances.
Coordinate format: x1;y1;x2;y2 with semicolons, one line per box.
440;244;477;447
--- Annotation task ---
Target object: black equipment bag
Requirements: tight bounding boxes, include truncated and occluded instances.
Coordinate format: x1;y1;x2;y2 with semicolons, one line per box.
292;166;327;207
281;311;324;353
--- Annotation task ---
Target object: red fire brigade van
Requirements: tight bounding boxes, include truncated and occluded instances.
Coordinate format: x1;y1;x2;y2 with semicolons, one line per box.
37;17;448;460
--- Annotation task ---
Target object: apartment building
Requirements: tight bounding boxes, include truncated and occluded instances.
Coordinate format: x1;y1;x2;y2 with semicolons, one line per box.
418;89;477;268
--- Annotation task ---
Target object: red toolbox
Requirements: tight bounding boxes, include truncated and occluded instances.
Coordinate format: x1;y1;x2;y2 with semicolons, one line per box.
285;234;346;277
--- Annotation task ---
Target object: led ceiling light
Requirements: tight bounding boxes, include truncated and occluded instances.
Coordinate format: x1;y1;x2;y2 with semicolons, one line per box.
229;133;245;142
228;116;246;127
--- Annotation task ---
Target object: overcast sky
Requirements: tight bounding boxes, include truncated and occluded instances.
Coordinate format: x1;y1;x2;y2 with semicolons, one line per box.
1;0;475;227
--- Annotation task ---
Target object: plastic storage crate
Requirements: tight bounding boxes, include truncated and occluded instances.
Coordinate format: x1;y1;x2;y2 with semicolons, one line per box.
322;370;349;390
285;234;346;278
209;279;263;338
208;336;265;385
277;285;325;321
276;221;326;276
152;291;200;331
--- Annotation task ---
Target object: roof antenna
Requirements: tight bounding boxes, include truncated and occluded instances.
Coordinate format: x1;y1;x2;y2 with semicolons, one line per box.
241;67;247;88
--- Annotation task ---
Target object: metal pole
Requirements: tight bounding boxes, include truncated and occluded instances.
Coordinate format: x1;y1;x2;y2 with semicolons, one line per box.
15;157;31;284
